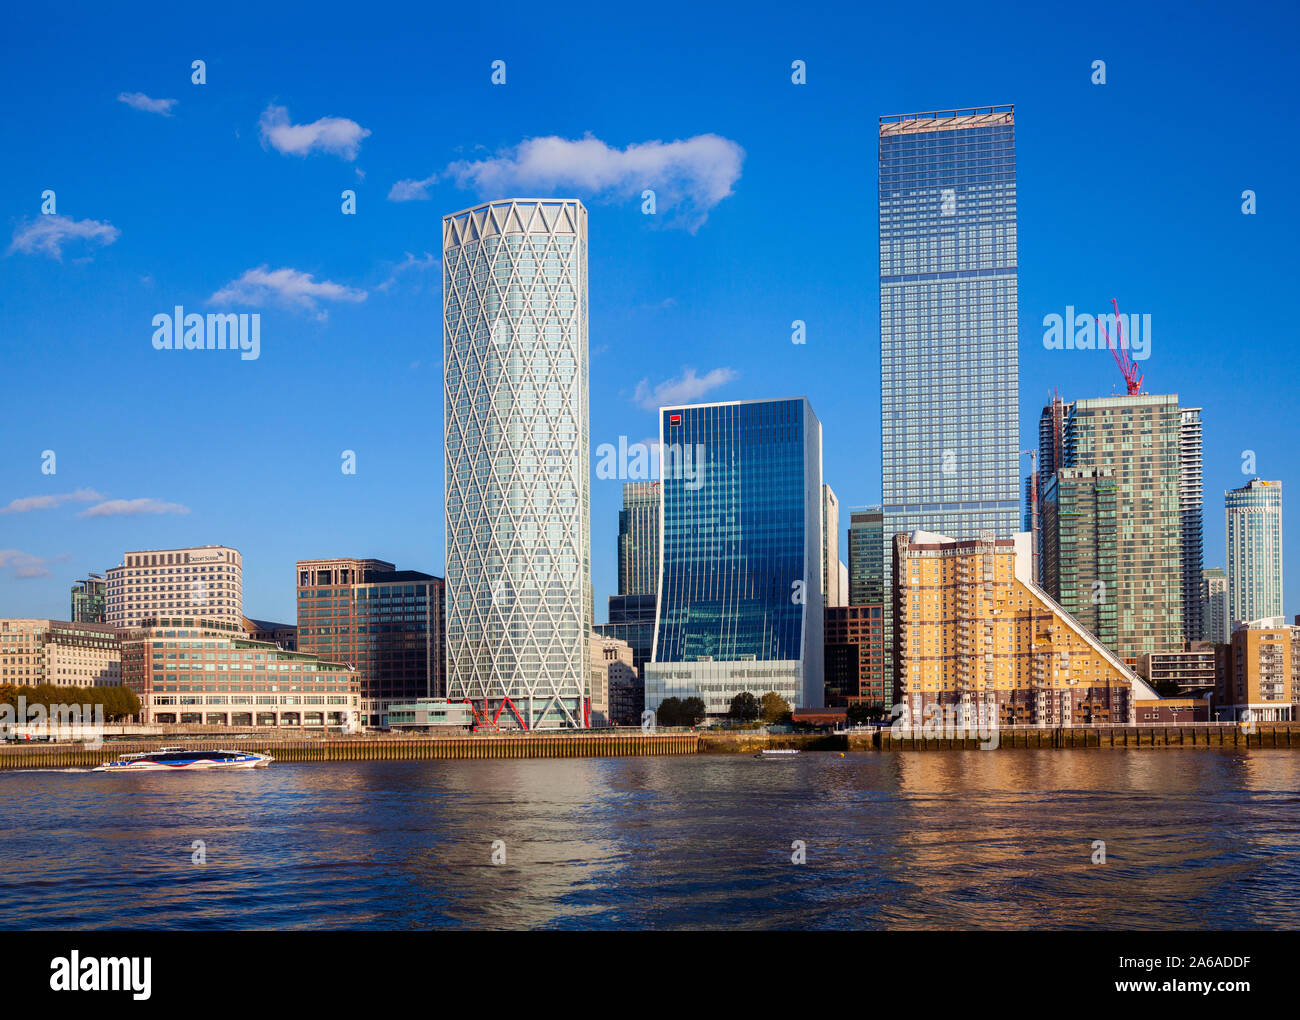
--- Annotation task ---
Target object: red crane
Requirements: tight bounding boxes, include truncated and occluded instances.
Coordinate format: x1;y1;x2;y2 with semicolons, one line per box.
1096;298;1143;395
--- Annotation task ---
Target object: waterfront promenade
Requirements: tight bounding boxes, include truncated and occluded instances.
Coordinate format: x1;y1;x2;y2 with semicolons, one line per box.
2;722;1298;769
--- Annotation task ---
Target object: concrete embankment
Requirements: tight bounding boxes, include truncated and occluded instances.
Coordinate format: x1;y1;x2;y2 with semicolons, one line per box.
0;731;699;770
2;724;1298;770
703;724;1300;753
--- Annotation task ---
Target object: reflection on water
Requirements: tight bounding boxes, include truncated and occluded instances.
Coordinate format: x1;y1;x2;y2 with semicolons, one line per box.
1;749;1298;930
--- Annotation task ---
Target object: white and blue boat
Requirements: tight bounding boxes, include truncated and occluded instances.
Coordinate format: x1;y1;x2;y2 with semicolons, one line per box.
94;746;273;772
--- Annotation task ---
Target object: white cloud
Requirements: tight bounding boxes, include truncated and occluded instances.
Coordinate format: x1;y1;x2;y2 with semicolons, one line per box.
78;498;190;519
377;251;437;292
633;366;736;410
388;174;438;202
118;92;177;116
0;550;52;579
7;216;120;261
443;133;745;229
259;104;370;160
0;488;105;514
210;266;367;320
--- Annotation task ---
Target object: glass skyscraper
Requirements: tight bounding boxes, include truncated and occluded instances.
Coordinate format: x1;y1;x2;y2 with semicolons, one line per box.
1225;478;1284;628
617;481;660;597
878;106;1020;693
645;397;824;715
442;198;591;729
847;507;884;606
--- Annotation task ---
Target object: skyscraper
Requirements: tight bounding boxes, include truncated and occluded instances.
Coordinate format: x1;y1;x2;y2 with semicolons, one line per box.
296;558;446;728
442;198;591;729
645;397;824;715
1200;566;1229;643
70;574;106;624
1043;395;1184;661
1225;478;1284;628
1180;408;1205;642
1041;467;1118;652
822;483;841;607
617;481;659;597
847;507;884;606
879;106;1020;685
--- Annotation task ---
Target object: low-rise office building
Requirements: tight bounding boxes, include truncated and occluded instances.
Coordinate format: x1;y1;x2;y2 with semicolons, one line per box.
119;617;360;729
0;618;122;687
241;616;297;650
387;698;475;731
588;632;636;726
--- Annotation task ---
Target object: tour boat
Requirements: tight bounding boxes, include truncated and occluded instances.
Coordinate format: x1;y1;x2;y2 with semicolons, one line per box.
94;746;273;772
753;748;801;760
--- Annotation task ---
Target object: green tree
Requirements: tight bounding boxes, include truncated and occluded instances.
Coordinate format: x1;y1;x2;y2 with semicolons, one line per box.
680;697;706;726
760;691;792;725
728;691;759;722
847;701;889;722
657;697;682;727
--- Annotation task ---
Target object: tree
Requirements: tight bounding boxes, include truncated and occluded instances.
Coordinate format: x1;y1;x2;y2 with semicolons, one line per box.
846;702;890;725
657;697;682;727
728;691;759;722
760;691;792;725
680;697;707;726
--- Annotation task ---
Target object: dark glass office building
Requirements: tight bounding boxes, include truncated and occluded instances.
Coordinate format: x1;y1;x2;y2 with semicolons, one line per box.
297;558;446;728
645;397;824;715
879;106;1021;700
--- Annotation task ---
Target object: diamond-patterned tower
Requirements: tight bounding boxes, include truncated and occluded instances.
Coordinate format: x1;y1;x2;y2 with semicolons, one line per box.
443;199;591;729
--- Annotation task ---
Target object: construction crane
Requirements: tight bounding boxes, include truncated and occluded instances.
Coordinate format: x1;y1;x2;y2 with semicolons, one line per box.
1096;297;1143;395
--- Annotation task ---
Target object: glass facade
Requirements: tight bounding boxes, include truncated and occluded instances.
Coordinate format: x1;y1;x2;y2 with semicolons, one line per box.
443;199;590;729
879;107;1020;699
1060;395;1184;659
847;507;884;605
70;575;107;624
297;560;445;727
647;398;823;711
1225;479;1284;628
617;481;660;597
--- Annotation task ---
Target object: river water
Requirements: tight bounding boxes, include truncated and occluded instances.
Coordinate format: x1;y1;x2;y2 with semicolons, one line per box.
2;749;1298;929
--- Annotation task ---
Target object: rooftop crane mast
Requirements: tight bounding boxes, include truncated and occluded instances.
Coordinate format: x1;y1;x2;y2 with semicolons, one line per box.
1097;297;1143;395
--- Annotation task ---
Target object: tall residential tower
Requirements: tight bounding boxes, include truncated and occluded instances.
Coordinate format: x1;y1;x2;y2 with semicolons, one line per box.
879;106;1020;689
1226;479;1284;629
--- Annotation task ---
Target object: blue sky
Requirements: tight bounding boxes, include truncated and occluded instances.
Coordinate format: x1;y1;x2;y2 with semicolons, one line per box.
1;0;1297;624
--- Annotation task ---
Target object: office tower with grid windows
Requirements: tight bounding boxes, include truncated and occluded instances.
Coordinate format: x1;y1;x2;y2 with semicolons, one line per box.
847;507;884;606
879;106;1020;696
645;397;824;716
105;546;243;628
296;558;445;728
442;198;591;729
1226;479;1284;630
617;481;659;598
